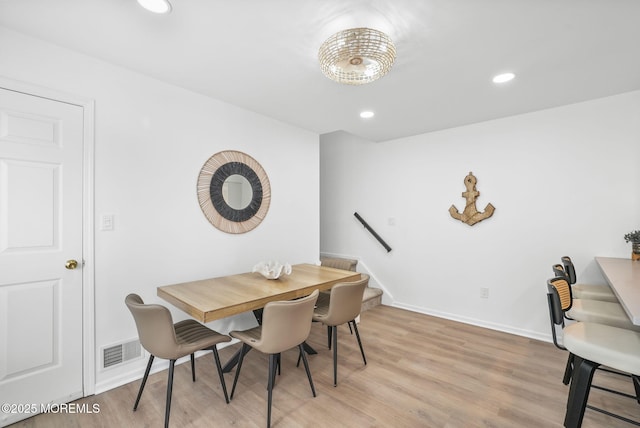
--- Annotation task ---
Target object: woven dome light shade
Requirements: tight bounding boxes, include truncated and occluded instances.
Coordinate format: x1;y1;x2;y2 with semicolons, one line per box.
318;27;396;85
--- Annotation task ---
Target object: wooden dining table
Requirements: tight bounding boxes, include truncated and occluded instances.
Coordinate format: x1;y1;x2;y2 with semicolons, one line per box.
157;263;361;371
595;257;640;325
157;263;361;322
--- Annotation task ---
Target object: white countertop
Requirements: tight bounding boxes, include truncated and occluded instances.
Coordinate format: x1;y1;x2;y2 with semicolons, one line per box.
596;257;640;325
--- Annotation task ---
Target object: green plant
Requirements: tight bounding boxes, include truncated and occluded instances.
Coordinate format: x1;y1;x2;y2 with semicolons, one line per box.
624;230;640;243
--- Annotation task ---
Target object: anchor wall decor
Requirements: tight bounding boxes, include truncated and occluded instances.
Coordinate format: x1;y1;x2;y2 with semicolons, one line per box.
449;172;495;226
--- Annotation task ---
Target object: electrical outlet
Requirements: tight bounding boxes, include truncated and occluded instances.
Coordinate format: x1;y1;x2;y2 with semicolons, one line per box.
480;287;489;299
100;214;114;231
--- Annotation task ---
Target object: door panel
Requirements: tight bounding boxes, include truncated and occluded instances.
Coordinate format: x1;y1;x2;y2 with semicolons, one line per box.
3;280;57;377
0;87;84;426
2;160;58;250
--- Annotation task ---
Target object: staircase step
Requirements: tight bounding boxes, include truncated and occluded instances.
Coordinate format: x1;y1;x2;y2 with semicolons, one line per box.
320;256;358;271
320;256;383;311
362;286;383;312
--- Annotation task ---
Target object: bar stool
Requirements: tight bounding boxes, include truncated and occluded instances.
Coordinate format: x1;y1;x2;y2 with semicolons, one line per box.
547;277;640;388
561;256;618;303
548;277;640;332
563;322;640;427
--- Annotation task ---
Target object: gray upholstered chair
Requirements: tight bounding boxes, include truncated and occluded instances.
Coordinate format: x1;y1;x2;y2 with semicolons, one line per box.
312;274;369;386
229;289;319;428
125;294;231;428
561;256;618;303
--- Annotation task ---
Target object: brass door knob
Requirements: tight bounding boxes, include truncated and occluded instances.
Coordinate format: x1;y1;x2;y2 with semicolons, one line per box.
65;259;79;270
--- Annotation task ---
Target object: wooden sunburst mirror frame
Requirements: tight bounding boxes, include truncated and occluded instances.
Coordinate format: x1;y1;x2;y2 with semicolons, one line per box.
197;150;271;234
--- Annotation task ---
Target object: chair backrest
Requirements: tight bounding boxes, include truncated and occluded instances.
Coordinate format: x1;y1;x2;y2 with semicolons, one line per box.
125;293;180;360
320;257;358;272
255;289;319;355
548;277;573;312
560;256;578;285
546;277;572;350
324;274;369;326
552;263;568;280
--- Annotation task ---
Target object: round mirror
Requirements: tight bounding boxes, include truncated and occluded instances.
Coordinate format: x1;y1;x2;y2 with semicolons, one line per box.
197;151;271;234
222;174;252;210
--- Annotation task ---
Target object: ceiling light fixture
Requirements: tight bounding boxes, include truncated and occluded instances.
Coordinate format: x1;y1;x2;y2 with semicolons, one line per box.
360;111;375;119
492;72;515;84
137;0;172;14
318;27;396;85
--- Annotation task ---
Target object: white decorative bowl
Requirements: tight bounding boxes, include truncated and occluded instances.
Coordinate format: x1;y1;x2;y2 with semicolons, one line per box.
252;261;292;280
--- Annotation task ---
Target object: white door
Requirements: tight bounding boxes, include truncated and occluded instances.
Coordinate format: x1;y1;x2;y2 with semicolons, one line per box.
0;87;84;426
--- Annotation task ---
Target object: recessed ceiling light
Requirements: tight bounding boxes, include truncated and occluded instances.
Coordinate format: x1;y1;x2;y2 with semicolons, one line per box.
360;111;375;119
137;0;172;14
492;72;515;84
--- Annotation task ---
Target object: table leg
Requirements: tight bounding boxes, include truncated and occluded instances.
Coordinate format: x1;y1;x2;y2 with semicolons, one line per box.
303;342;317;354
222;347;250;373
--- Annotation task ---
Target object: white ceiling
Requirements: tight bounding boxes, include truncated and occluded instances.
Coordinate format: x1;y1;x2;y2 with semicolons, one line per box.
1;0;639;142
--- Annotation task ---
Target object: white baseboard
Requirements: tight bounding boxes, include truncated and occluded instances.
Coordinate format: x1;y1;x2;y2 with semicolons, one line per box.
391;301;552;343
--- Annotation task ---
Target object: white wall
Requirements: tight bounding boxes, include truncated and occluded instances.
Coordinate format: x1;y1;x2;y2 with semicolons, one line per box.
2;21;639;395
0;27;320;392
321;91;640;341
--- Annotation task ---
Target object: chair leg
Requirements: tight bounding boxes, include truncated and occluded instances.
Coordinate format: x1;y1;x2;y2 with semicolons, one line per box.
351;320;367;365
267;354;277;428
211;347;229;404
633;375;640;404
270;353;280;389
134;355;154;411
327;325;332;349
298;344;316;397
332;325;338;386
230;343;249;400
165;360;176;428
190;353;196;382
564;356;599;428
563;353;574;385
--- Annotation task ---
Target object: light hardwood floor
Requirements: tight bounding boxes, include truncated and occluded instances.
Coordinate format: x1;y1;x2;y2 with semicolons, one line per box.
9;305;640;427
